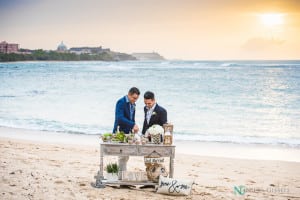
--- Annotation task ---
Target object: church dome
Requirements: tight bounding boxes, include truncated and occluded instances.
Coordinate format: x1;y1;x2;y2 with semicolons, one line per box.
57;41;67;51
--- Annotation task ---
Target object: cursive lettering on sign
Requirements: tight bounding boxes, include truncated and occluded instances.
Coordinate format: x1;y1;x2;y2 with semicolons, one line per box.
159;180;190;194
160;180;170;187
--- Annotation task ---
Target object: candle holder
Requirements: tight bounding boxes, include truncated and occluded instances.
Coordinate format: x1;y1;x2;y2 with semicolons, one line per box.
163;123;173;145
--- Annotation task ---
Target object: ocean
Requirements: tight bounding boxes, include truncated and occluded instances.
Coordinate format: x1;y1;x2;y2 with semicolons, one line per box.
1;60;300;147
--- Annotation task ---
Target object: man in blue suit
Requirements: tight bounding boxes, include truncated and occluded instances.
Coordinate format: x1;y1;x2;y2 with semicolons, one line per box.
113;87;140;182
142;91;167;138
113;87;140;134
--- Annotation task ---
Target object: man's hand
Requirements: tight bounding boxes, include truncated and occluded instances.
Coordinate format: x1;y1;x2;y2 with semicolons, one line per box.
133;124;139;133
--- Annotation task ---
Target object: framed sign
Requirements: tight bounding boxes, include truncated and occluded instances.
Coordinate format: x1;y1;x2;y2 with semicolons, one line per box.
144;157;165;164
121;171;148;181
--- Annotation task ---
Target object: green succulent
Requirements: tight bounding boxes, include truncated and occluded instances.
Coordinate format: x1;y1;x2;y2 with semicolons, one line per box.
101;133;112;141
115;131;126;142
105;163;119;174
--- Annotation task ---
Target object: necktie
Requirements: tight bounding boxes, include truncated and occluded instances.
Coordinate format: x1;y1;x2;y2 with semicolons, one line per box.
146;108;151;124
130;104;134;120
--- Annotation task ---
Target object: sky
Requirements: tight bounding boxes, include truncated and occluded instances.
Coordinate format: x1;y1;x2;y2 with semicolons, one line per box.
1;0;300;60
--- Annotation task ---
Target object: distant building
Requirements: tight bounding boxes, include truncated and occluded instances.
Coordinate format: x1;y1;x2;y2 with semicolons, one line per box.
131;52;165;60
69;46;110;55
57;41;68;52
0;41;19;53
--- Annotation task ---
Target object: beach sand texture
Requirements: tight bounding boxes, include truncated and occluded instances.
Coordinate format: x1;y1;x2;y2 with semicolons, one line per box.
1;135;300;200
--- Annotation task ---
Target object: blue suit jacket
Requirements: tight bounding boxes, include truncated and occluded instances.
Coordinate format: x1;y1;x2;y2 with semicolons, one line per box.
113;96;135;134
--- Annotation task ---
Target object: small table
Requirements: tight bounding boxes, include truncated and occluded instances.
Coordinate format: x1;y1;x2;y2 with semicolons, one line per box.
94;143;176;188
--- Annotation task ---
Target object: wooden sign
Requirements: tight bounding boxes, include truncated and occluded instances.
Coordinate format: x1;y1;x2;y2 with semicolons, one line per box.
144;157;165;164
121;171;148;181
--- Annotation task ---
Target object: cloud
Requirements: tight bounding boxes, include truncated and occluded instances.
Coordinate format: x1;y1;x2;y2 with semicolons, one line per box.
241;37;285;51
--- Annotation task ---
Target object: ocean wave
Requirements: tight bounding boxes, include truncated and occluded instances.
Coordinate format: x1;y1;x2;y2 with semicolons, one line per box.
27;90;47;96
1;120;299;148
174;133;300;147
220;63;238;67
0;95;16;98
0;118;105;135
219;62;300;68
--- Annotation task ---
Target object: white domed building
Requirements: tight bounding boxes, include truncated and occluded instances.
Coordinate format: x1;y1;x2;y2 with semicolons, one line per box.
57;41;68;52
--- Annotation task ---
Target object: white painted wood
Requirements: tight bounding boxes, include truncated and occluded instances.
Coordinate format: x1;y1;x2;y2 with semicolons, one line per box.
94;143;176;187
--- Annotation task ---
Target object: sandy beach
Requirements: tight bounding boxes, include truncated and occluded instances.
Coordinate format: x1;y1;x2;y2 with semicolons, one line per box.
1;127;300;200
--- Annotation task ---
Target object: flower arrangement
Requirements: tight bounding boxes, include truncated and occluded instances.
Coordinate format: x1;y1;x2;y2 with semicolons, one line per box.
147;124;164;135
146;124;164;144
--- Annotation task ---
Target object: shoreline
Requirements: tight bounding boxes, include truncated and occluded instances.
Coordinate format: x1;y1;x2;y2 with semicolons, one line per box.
1;126;300;163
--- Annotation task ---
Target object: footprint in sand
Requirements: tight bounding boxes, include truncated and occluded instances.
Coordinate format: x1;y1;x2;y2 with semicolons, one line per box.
188;174;199;178
199;192;212;196
192;162;202;167
87;195;96;199
49;163;62;167
79;182;86;187
247;180;256;184
222;177;233;182
54;180;64;184
234;170;245;174
205;186;217;190
9;169;23;175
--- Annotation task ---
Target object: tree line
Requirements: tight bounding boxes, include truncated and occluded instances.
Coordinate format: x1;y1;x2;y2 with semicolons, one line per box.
0;49;136;62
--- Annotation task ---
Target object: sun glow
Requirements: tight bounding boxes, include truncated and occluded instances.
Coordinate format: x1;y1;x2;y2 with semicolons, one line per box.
260;13;284;27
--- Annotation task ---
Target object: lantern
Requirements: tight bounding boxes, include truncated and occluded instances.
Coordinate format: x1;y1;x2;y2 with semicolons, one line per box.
163;123;173;145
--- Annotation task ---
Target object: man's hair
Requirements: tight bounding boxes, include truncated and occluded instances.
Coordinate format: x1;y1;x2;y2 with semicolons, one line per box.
144;91;155;100
128;87;140;95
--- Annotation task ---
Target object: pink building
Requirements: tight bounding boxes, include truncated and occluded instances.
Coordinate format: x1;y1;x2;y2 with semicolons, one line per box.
0;41;19;53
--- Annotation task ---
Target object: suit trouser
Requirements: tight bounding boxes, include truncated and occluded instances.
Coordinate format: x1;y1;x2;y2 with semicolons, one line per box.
118;156;129;179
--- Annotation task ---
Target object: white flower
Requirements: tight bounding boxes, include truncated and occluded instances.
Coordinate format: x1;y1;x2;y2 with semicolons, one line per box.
147;124;164;136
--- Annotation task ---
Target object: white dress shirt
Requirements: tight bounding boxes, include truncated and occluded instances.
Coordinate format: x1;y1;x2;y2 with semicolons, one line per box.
146;103;157;124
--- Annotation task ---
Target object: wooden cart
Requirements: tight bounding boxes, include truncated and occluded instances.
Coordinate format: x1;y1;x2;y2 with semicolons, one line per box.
94;143;175;188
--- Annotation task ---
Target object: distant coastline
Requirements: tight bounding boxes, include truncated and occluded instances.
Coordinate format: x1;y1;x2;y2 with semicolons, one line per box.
0;51;168;62
0;50;137;62
0;41;166;62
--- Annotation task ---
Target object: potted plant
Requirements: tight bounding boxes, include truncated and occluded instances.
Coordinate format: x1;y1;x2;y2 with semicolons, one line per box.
126;133;135;144
101;133;112;142
105;163;119;181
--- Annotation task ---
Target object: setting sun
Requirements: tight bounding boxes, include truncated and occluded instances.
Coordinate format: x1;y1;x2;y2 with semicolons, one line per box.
260;13;284;27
